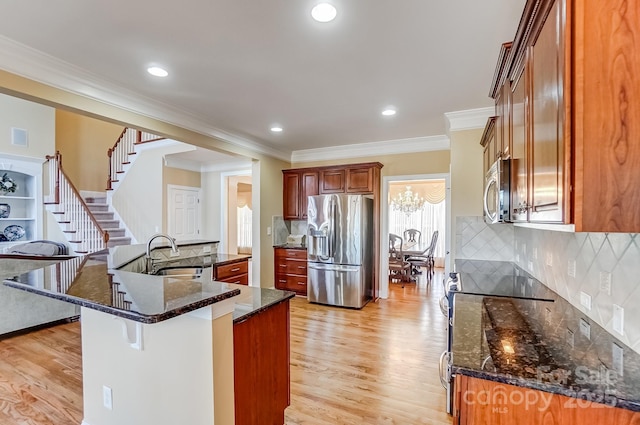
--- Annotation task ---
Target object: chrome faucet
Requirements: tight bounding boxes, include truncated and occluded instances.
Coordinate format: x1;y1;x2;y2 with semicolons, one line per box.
146;233;179;273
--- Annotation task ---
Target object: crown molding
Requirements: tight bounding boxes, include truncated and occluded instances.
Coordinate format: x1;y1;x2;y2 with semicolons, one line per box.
0;35;291;162
444;107;494;132
291;135;450;164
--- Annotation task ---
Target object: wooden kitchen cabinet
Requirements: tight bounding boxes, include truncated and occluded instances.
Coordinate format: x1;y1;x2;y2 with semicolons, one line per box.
282;170;319;220
274;247;307;296
213;259;249;285
454;374;640;424
281;162;383;297
234;299;290;425
319;168;346;194
480;116;497;176
488;0;640;232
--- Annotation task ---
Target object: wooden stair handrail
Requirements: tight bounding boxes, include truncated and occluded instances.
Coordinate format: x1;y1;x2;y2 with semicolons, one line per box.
45;151;109;245
106;128;164;190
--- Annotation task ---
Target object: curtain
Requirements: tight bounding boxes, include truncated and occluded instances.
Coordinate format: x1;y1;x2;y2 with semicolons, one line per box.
237;205;252;254
388;200;446;267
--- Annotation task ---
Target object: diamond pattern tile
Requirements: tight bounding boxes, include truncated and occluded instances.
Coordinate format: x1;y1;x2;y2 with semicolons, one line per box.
454;217;640;354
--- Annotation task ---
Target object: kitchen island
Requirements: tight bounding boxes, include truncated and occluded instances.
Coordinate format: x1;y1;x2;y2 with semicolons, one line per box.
449;260;640;422
4;242;294;425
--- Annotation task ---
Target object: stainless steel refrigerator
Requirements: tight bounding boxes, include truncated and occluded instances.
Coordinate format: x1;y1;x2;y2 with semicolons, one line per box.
307;194;373;308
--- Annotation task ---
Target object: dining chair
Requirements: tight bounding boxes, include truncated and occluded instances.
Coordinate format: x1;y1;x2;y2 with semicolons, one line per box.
388;233;412;287
403;228;422;245
406;230;439;281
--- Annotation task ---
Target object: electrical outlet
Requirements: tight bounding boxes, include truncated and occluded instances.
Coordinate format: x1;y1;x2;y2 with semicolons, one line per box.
579;318;591;340
568;260;576;278
267;226;272;235
580;292;592;311
566;329;575;348
613;304;624;335
600;272;612;295
103;385;113;410
546;252;553;267
203;245;212;254
612;343;624;377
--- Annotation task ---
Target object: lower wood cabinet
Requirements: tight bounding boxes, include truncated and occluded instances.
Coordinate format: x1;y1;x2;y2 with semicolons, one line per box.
213;259;249;285
234;299;290;425
274;247;307;296
454;374;640;425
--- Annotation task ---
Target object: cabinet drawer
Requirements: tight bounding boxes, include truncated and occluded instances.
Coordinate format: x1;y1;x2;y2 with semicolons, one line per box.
217;273;249;285
275;260;307;275
274;248;307;260
215;260;249;280
275;274;307;293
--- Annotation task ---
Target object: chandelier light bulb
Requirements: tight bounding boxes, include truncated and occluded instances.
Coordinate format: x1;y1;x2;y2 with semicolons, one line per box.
391;186;425;215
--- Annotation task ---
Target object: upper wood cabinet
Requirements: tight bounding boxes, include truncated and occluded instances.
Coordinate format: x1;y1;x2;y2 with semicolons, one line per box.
282;170;319;220
488;0;640;232
480;116;497;176
319;168;346;194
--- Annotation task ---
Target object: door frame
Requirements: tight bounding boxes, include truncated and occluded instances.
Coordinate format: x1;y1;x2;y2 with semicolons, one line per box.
380;173;451;298
167;184;202;240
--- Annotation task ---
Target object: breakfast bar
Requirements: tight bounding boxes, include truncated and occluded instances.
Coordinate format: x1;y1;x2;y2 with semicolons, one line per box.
3;242;295;425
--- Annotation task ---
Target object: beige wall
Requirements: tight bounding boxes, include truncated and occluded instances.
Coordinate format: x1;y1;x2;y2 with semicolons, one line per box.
162;166;202;233
0;92;54;159
293;149;450;177
55;109;124;192
449;128;484;259
257;157;290;287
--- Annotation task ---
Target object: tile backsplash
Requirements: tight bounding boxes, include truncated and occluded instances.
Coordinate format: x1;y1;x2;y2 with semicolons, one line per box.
455;216;514;262
455;215;640;354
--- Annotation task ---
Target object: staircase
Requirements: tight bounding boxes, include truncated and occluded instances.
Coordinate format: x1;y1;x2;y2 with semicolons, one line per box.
84;196;131;248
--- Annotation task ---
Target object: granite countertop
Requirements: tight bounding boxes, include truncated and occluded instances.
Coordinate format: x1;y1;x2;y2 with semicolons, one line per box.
3;249;293;325
451;262;640;411
273;244;307;249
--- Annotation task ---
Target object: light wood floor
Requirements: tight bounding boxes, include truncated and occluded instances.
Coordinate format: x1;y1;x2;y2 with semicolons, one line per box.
0;269;451;425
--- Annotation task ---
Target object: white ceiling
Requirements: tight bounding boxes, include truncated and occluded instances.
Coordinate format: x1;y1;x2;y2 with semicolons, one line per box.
0;0;526;160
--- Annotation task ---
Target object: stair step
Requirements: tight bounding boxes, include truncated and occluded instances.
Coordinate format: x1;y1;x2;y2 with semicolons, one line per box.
107;237;131;248
103;228;126;237
97;219;120;228
84;196;107;204
92;212;115;220
86;203;109;212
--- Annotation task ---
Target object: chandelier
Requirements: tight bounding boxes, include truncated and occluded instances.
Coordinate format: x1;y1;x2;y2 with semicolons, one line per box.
391;186;425;215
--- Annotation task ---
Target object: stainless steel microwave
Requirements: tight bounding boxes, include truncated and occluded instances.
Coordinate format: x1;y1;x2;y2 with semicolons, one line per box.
483;159;510;224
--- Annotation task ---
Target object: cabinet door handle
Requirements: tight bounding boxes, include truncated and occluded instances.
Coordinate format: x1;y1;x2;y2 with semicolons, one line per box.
297;281;305;285
231;267;240;272
278;279;287;283
279;264;287;268
297;266;306;269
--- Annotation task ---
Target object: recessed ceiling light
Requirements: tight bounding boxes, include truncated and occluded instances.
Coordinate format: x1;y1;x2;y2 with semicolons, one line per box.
271;126;283;132
382;108;397;116
311;3;337;22
147;66;168;77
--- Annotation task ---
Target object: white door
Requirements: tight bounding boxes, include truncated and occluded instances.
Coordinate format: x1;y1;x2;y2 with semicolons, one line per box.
168;186;201;240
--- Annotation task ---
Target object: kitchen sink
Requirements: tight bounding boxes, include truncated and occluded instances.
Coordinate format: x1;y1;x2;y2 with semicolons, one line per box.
152;266;204;278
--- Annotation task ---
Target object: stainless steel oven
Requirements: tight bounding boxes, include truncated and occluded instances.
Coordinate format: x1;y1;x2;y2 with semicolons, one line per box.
483;159;510;224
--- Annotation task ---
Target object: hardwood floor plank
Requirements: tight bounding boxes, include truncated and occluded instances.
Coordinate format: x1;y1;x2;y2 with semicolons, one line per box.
0;268;452;425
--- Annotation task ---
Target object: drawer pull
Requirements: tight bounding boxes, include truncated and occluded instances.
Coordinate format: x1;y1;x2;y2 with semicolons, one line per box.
298;266;306;269
297;282;305;285
279;264;287;268
230;267;240;272
278;279;287;283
